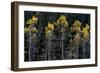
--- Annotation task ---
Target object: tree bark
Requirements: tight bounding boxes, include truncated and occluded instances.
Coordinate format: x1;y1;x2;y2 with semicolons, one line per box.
29;32;32;61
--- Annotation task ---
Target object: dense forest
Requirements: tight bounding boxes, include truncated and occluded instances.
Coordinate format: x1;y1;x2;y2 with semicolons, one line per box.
24;11;90;61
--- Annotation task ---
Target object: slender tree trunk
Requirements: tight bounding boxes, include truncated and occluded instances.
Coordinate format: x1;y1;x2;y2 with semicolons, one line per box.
48;32;51;60
83;41;86;58
29;32;32;61
45;46;48;60
61;32;64;59
32;37;37;61
75;42;79;59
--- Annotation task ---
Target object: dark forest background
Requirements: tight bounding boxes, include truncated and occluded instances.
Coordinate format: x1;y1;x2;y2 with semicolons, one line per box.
24;11;90;62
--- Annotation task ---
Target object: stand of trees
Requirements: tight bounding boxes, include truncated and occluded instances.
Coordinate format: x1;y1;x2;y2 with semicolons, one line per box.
24;11;90;61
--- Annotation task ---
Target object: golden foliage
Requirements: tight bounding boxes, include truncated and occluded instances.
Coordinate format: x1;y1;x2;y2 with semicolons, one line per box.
53;22;58;26
25;15;90;42
32;16;38;23
24;27;38;33
47;23;54;30
31;27;38;33
71;20;81;32
81;25;89;41
24;28;30;33
74;33;81;43
85;24;89;31
45;23;54;34
73;20;81;27
45;23;54;38
57;15;68;27
26;16;38;24
25;16;38;33
26;19;33;25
